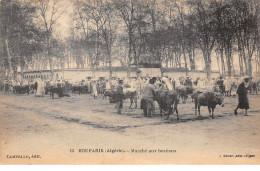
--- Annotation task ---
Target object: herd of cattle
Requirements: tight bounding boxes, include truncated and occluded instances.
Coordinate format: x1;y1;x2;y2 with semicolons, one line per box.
3;77;260;120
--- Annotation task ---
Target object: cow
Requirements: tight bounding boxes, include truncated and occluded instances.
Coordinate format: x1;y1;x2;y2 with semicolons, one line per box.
105;88;137;108
176;85;193;103
193;91;224;119
44;81;53;95
248;81;258;95
155;90;179;120
29;82;37;93
49;86;71;99
49;86;62;98
71;85;87;95
13;85;30;95
103;89;115;100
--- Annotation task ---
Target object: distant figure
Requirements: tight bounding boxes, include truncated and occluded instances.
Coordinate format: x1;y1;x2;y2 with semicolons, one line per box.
216;77;224;94
234;76;250;116
116;80;124;114
171;78;176;90
184;76;192;87
35;78;45;97
141;77;156;117
92;80;98;99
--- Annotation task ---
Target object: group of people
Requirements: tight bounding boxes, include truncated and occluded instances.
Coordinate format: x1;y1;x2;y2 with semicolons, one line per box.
3;74;258;117
111;75;257;116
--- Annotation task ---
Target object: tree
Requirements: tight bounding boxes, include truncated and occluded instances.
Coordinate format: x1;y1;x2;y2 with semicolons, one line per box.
190;0;216;78
100;1;118;79
0;0;41;81
35;0;67;80
113;0;138;76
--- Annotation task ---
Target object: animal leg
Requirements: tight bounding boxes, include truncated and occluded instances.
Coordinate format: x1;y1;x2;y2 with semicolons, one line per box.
212;108;215;119
198;105;201;116
195;102;198;115
129;98;132;108
166;107;172;120
234;106;238;115
135;98;137;108
208;106;211;115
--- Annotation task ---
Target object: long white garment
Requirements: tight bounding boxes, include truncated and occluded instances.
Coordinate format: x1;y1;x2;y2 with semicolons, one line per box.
224;78;232;91
92;82;98;97
106;82;111;89
36;79;45;96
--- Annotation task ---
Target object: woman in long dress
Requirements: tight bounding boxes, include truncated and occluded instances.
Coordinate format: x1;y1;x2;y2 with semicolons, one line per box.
234;76;250;116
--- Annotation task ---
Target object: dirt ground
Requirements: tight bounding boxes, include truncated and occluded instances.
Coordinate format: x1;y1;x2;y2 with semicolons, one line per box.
0;92;260;164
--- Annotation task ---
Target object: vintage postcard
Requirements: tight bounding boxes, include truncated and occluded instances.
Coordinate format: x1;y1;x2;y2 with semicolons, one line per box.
0;0;260;165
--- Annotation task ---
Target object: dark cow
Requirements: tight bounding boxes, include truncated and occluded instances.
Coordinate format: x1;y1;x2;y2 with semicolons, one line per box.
248;81;258;95
13;85;30;95
105;88;137;108
29;82;37;93
72;85;87;95
49;86;63;99
103;89;115;100
155;90;179;120
176;85;193;103
49;86;70;99
193;91;224;118
44;81;53;95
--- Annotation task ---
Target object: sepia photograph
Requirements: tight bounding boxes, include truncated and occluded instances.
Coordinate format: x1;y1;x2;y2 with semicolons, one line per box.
0;0;259;165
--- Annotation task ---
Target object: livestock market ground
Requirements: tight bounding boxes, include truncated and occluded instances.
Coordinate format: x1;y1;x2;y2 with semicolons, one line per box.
0;92;260;164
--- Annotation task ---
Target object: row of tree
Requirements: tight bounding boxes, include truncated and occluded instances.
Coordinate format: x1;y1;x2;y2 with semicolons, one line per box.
0;0;259;80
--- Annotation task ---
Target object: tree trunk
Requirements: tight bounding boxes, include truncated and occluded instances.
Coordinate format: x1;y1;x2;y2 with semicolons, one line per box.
47;36;54;80
182;44;188;76
108;47;112;80
248;57;252;77
203;51;211;79
225;42;232;77
127;31;133;78
220;45;225;77
206;62;211;79
188;50;195;70
5;39;12;80
237;39;244;76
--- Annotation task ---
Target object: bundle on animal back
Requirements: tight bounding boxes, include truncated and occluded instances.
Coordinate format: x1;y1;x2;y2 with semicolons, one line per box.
162;77;173;91
193;85;220;94
123;87;136;94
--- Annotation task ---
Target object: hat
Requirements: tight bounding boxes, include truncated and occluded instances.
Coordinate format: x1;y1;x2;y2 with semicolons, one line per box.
149;77;156;83
243;76;250;81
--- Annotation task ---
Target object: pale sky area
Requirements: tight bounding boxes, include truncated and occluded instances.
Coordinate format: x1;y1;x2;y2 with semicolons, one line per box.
52;0;74;40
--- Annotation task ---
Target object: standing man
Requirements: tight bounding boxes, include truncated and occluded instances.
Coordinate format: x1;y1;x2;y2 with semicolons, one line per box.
141;77;156;117
172;78;176;90
116;80;124;114
216;76;225;94
234;76;250;116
